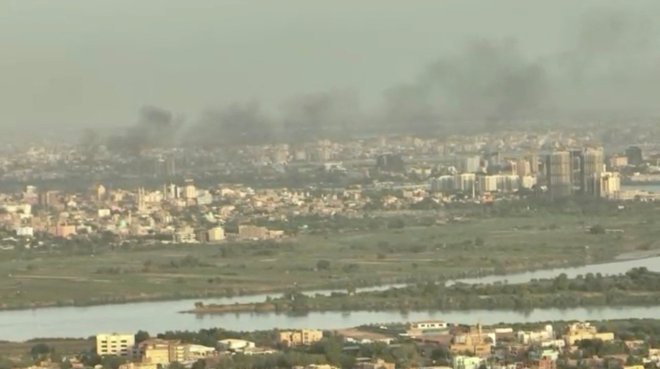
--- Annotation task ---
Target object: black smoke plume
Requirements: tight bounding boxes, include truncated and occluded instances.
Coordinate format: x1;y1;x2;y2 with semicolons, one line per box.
108;106;181;155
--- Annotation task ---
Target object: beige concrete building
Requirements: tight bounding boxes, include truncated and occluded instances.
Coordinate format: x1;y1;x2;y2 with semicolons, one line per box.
563;322;614;346
54;223;77;238
598;172;621;198
137;339;215;365
207;227;226;242
96;333;135;357
450;325;495;357
278;329;324;347
609;155;628;169
238;225;270;240
140;339;174;365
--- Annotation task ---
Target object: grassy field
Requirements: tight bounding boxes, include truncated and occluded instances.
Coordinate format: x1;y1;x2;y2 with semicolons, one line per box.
1;203;659;309
0;338;93;358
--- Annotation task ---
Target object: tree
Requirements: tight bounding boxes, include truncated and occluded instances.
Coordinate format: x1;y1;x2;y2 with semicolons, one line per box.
589;224;606;234
169;363;186;369
552;273;569;291
101;356;127;369
192;359;207;369
316;259;331;271
30;343;52;360
430;347;451;362
135;330;150;344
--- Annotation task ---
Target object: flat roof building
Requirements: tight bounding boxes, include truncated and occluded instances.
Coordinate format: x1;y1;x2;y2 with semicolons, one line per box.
96;333;135;357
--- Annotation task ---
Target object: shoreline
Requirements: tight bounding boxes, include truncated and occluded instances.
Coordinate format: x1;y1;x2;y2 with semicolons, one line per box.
3;317;660;344
182;300;660;315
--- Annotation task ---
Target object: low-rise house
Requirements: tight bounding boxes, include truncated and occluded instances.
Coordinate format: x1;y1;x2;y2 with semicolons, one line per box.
238;225;269;240
452;355;484;369
218;339;255;352
532;356;557;369
517;325;554;344
174;226;197;243
530;347;560;361
648;348;660;364
185;344;216;361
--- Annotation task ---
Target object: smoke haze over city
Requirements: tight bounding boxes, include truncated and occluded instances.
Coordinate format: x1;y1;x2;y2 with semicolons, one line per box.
2;0;660;144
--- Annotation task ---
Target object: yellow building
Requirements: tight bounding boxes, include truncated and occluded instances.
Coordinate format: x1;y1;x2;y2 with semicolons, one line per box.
278;329;324;347
96;333;135;357
207;227;226;242
138;339;191;365
563;322;615;346
140;339;173;365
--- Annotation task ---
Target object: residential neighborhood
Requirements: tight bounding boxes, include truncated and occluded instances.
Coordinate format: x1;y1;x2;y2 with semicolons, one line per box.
6;320;660;369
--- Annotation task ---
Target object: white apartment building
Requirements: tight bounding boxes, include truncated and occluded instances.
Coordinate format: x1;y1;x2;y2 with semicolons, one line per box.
410;320;448;331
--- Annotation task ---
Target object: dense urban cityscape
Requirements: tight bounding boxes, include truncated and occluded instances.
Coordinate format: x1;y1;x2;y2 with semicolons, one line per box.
1;132;659;247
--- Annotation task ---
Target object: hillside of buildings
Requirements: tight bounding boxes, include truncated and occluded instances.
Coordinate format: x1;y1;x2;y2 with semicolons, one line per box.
2;319;660;369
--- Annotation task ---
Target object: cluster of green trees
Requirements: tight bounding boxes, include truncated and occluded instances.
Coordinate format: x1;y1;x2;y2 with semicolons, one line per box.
231;268;660;313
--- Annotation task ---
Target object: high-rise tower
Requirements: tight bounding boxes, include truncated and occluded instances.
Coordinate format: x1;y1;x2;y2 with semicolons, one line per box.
547;151;572;198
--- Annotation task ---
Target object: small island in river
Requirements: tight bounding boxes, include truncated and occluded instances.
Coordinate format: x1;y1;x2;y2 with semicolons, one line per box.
183;267;660;315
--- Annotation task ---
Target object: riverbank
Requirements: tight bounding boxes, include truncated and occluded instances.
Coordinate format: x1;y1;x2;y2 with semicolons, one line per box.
3;205;658;311
0;255;606;312
2;252;660;312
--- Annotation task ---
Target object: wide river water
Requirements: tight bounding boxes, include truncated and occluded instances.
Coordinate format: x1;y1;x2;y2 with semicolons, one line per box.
1;256;659;341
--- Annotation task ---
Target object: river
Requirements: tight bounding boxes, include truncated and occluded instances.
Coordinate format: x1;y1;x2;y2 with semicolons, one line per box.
1;256;659;341
451;254;660;285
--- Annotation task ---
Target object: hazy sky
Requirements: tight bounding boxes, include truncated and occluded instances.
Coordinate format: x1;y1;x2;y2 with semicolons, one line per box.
1;0;659;138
